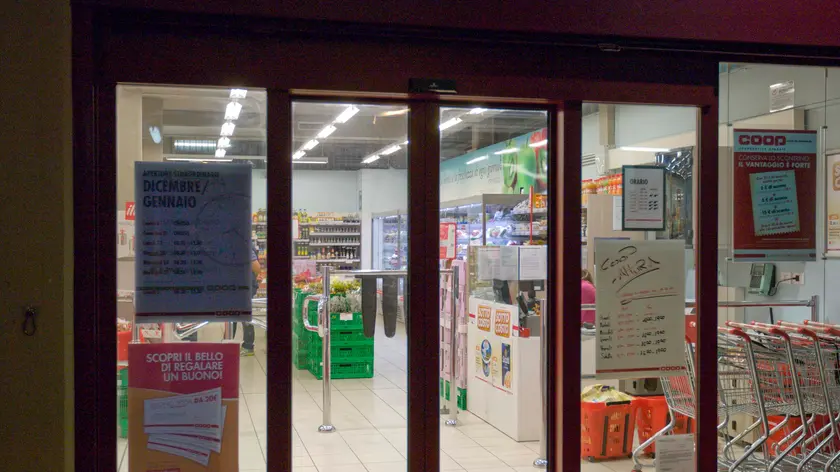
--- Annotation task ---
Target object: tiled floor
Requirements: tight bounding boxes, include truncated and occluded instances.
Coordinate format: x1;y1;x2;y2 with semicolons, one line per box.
118;319;640;472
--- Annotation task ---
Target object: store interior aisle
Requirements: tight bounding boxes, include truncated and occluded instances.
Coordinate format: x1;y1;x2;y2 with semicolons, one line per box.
118;318;637;472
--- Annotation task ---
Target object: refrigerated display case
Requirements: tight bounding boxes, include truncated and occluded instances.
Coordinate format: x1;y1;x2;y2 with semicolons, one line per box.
371;210;407;270
440;194;545;259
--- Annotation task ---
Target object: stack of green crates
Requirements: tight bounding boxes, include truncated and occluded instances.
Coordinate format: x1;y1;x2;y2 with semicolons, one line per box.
292;289;316;370
439;378;468;411
117;367;129;438
307;309;374;380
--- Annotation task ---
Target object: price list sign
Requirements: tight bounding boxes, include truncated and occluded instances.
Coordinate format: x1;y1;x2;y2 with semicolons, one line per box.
135;162;253;322
594;240;686;379
733;129;816;261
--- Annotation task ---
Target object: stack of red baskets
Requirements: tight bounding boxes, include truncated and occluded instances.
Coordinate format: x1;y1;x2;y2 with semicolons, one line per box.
581;398;638;461
635;396;694;455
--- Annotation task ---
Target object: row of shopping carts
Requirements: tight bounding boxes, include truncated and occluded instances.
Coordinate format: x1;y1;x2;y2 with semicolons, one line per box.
633;319;840;472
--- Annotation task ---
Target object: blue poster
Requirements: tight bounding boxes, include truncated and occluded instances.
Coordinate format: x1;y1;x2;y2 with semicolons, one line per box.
134;162;253;322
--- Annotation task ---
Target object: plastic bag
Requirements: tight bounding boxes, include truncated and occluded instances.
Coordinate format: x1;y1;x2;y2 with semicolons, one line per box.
581;384;635;403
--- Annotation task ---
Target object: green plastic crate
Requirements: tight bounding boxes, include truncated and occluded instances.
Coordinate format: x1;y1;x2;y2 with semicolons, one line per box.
292;332;310;370
439;379;467;410
118;367;129;438
308;358;374;380
309;339;374;362
329;328;371;343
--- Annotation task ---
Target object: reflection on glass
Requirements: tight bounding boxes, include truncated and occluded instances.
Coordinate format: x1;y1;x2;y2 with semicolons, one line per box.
116;85;267;471
439;107;548;471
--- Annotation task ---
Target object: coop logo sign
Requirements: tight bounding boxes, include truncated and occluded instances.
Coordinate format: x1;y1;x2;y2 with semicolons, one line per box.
738;134;787;146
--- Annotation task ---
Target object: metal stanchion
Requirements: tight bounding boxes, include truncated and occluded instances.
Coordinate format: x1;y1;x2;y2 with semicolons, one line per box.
533;307;548;469
318;265;336;433
445;269;459;426
224;321;234;341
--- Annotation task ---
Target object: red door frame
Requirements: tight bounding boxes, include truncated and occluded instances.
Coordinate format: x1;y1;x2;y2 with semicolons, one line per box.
72;5;722;472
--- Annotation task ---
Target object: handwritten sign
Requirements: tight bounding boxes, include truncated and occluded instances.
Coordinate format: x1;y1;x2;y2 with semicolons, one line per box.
594;240;685;378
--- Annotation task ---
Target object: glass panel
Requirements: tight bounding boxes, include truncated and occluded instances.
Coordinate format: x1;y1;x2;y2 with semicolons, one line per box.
581;102;698;469
291;101;409;471
718;63;831;469
439;106;549;471
115;85;267;471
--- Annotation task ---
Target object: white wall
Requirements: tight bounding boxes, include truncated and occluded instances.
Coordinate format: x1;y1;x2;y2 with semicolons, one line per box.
251;169;360;214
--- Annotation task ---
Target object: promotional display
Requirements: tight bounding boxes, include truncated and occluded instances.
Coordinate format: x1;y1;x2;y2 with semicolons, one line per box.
594;239;686;379
128;343;240;472
440;128;548;201
135;162;254;322
827;153;840;255
621;165;666;231
733;129;817;261
439;222;456;260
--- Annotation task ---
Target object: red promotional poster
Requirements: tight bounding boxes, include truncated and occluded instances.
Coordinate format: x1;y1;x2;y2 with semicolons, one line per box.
126;201;136;220
128;343;240;472
439;222;456;260
733;129;817;261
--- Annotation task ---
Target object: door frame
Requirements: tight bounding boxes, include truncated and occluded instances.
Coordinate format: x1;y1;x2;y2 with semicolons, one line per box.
72;5;720;472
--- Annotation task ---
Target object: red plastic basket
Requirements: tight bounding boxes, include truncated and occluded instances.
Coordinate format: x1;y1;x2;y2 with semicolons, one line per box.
635;395;694;454
581;399;638;461
117;329;144;362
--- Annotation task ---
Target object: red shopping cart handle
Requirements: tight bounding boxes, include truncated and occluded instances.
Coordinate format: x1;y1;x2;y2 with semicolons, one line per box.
728;321;789;340
720;326;751;341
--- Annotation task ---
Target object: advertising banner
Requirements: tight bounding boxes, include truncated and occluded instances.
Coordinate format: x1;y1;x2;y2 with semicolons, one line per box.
470;299;517;392
135;162;253;322
439;222;456;260
733;129;817;261
827;153;840;255
128;343;239;472
440;128;548;201
594;239;686;379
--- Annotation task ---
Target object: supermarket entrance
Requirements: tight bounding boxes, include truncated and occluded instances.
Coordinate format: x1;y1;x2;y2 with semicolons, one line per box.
73;8;720;472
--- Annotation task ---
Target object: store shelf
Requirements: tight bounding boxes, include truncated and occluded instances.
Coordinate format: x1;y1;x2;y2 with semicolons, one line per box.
300;222;361;226
315;259;361;263
309;242;361;247
294;238;310;242
293;256;310;260
310;232;361;237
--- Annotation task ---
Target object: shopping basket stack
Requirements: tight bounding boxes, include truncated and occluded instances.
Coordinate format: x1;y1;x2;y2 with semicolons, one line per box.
629;318;840;472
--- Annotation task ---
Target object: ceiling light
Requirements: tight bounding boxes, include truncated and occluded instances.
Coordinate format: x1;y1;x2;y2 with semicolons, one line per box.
619;146;670;152
380;145;401;155
302;139;319;151
439;117;462;131
294;158;329;165
466;155;488;165
402;140;409;145
167;158;233;163
225;102;242;120
174;140;216;148
316;125;337;139
215;149;227;158
528;139;547;148
220;121;236;137
494;148;519;155
229;89;248;99
148;126;162;144
217;137;231;148
334;106;360;124
362;154;381;164
468;108;487;115
381;108;409;117
293;150;306;160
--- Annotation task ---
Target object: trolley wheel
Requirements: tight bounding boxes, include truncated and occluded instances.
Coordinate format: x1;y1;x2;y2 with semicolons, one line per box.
586;457;595;462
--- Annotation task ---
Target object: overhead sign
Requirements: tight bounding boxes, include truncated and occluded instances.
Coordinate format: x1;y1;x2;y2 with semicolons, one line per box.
594;239;686;379
733;129;817;261
128;343;240;471
621;165;666;231
134;162;253;322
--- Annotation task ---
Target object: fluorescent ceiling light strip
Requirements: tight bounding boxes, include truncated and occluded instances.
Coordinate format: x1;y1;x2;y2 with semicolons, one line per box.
334;106;360;124
167;158;233;163
316;125;337;139
174;140;216;148
225;102;243;120
294;159;328;165
439;117;462;131
217;137;231;148
220;121;236;137
362;154;381;164
468;107;487;114
528;139;547;148
229;89;248;99
402;140;409;145
466;155;488;165
302;139;319;151
292;150;306;160
494;148;519;155
381;108;409;117
380;145;401;155
619;146;670;152
215;149;227;158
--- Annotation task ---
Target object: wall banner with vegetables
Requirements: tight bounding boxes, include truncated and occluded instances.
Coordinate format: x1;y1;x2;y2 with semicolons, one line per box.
440;129;548;201
733;129;817;261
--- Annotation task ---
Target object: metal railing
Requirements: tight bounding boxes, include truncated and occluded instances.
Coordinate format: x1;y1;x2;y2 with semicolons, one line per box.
532;295;819;469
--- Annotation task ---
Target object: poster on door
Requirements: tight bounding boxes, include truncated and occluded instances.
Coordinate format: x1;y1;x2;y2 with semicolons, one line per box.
827;153;840;255
733;129;817;261
128;343;240;472
594;239;686;379
134;162;253;322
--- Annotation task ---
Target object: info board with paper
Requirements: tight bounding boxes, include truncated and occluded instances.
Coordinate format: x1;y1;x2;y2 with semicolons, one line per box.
594;240;686;379
128;343;240;472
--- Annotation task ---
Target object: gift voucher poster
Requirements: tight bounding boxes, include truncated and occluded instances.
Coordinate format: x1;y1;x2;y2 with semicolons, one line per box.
827;153;840;254
733;129;817;261
128;343;239;472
